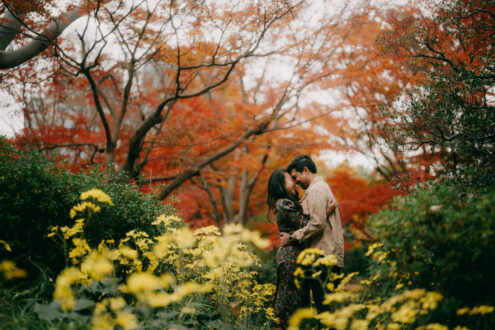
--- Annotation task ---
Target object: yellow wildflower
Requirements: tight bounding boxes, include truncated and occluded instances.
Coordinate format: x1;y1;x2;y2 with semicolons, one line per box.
152;214;182;227
365;242;383;256
62;218;85;239
297;248;324;266
294;267;304;278
109;297;126;311
350;319;369;330
337;272;359;290
54;267;81;310
416;324;448;330
70;201;101;219
323;292;355;305
314;253;338;267
125;272;165;294
391;300;417;323
0;240;11;251
81;251;113;281
114;311;137;329
80;189;114;205
469;305;494;315
288;308;317;330
194;225;221;237
68;238;91;263
0;260;26;279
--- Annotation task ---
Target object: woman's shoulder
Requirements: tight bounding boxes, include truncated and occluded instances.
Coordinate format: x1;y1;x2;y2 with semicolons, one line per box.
275;198;299;212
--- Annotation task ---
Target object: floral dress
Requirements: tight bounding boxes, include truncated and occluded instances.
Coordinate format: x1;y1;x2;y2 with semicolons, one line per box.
273;198;310;327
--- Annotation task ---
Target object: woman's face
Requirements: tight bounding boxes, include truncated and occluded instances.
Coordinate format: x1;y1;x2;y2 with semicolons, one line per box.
284;172;296;196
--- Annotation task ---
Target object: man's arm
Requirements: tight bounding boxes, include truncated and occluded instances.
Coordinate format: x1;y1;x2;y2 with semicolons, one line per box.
292;190;328;242
279;194;335;246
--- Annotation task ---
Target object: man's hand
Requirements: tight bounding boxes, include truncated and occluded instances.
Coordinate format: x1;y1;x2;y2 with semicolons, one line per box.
279;232;291;246
326;198;339;216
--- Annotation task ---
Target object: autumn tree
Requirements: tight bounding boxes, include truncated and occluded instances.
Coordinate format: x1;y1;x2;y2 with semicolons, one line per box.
0;1;96;69
7;0;364;229
377;0;495;184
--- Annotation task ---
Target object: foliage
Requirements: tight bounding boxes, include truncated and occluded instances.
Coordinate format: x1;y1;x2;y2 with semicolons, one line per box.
0;139;170;281
285;244;494;330
366;181;495;327
34;189;275;329
377;0;495;184
327;165;404;246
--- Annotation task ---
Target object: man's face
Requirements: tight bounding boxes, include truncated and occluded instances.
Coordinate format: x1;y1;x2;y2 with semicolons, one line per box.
290;168;310;189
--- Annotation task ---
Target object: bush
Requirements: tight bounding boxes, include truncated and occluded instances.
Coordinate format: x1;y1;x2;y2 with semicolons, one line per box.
0;140;172;282
34;193;275;329
367;181;495;327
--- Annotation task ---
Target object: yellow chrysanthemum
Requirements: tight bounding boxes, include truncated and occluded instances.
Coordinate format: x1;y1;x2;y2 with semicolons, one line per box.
297;248;324;266
0;260;26;279
70;201;101;219
54;267;81;310
81;251;114;281
80;189;114;205
288;308;317;330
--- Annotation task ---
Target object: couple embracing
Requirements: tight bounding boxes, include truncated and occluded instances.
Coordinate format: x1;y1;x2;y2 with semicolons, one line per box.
267;155;345;328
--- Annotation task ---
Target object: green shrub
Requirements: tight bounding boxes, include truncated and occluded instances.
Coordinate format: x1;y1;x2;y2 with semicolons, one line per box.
367;181;495;327
0;140;173;282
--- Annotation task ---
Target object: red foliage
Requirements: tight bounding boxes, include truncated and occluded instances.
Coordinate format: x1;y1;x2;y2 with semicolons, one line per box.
251;222;279;250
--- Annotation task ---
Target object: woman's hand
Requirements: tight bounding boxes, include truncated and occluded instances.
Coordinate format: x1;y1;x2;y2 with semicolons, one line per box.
326;198;339;216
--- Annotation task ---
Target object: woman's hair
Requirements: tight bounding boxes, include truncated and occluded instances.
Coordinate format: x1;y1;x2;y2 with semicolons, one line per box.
267;169;300;218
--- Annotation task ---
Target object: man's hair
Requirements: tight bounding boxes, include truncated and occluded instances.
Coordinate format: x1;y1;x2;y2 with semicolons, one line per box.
286;155;317;174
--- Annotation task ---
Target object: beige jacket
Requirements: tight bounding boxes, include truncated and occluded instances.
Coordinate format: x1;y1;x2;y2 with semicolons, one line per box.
292;176;344;267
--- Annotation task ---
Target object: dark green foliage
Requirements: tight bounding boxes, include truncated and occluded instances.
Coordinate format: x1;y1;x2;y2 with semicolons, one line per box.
368;181;495;327
0;139;173;280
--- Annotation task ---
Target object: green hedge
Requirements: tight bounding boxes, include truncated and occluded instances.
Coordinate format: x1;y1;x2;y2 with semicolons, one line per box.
367;181;495;327
0;139;174;281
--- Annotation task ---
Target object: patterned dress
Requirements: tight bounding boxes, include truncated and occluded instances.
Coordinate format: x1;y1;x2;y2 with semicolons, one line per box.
273;198;310;327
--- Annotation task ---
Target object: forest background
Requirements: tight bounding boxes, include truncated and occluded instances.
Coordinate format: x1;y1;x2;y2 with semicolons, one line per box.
0;0;494;328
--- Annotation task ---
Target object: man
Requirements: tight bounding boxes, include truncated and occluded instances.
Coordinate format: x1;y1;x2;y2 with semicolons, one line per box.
279;155;344;313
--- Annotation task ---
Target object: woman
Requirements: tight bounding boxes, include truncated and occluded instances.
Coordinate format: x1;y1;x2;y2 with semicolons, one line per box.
268;169;308;328
268;169;337;328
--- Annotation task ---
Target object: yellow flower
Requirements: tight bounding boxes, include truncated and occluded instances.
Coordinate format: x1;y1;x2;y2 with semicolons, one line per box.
0;240;12;252
81;251;113;281
416;324;448;330
0;260;26;279
350;319;369;330
337;272;359;290
54;267;81;310
288;308;317;330
456;307;470;315
297;248;324;266
125;272;165;294
365;242;383;256
109;297;126;311
323;292;355;305
68;238;91;263
314;253;338;267
193;225;221;237
391;300;417;323
294;267;304;278
80;189;114;205
152;214;182;227
70;201;101;218
62;218;85;239
469;305;494;315
175;227;195;249
119;246;138;260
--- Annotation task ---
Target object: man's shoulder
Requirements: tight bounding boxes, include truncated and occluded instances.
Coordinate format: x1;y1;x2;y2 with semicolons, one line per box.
308;176;331;193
